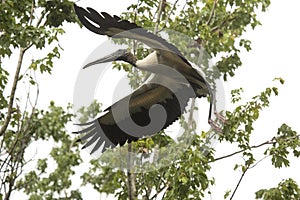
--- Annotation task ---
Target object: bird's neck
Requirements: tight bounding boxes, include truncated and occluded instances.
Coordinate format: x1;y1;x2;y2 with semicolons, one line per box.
125;52;137;67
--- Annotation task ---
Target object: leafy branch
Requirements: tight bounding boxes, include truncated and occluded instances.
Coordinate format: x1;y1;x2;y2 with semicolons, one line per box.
212;137;276;163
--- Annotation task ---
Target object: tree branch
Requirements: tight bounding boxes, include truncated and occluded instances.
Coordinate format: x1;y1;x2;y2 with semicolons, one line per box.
206;0;218;25
21;71;39;135
127;144;137;200
188;99;196;127
154;0;166;34
229;155;271;200
211;16;236;32
211;139;274;163
249;155;269;170
158;0;179;33
212;134;300;163
28;0;35;26
35;10;47;28
0;48;26;136
4;133;27;200
150;182;169;200
229;165;249;200
127;170;137;199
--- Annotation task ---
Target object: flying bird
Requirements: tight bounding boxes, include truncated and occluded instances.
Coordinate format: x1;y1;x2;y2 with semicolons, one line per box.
73;4;212;154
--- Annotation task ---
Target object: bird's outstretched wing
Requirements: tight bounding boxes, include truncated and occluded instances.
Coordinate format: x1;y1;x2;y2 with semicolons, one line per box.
73;83;193;154
73;4;190;66
74;4;209;93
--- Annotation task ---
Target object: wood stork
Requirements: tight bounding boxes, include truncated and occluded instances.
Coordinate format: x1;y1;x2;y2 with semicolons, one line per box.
73;4;212;154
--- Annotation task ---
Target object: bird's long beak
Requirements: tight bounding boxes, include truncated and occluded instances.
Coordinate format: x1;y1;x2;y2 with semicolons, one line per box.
83;49;128;69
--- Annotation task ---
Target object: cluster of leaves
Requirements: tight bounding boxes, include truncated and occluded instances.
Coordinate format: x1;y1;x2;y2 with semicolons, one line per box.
0;67;9;110
81;132;215;199
0;1;80;199
0;101;82;200
264;123;300;168
167;0;270;80
256;179;300;200
219;78;299;172
76;100;102;124
221;80;283;145
213;78;299;199
0;0;77;56
14;102;82;200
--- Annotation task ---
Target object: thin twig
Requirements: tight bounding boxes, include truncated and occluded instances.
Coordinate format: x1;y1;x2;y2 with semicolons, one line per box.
133;0;140;24
181;1;187;11
230;155;270;200
206;0;218;25
188;99;196;127
4;133;27;200
19;74;31;133
149;170;167;200
35;10;47;28
142;176;151;200
249;155;269;170
211;16;236;32
21;70;39;135
161;183;169;199
0;130;23;175
211;139;275;163
212;134;300;163
229;165;249;200
0;91;37;186
150;184;169;200
132;0;140;60
154;0;166;34
157;0;179;33
28;0;35;26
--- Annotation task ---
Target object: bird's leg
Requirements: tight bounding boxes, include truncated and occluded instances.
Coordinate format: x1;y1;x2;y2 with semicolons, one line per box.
208;92;228;133
208;98;227;133
208;119;223;133
214;111;227;124
208;112;228;132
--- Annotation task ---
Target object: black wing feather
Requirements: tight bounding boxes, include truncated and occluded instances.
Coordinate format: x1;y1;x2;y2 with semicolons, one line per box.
73;4;190;66
73;85;192;155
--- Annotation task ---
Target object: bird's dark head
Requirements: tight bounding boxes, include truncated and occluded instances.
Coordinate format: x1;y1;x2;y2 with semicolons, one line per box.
83;49;137;69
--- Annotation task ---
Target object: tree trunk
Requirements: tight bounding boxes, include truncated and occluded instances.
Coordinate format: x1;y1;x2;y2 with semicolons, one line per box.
127;143;137;200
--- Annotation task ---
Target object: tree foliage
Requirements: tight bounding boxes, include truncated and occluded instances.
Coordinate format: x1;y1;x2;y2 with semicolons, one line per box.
0;1;79;199
0;0;299;200
256;179;300;200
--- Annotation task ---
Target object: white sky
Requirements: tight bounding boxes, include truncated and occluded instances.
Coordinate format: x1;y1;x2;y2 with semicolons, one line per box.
7;0;300;199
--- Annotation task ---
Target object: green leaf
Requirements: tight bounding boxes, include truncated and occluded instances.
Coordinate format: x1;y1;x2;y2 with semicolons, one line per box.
273;77;285;84
224;190;231;199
